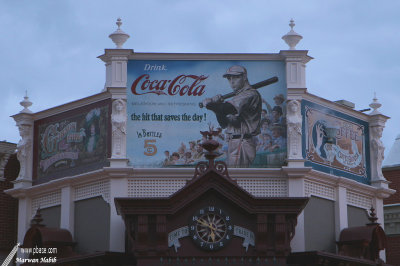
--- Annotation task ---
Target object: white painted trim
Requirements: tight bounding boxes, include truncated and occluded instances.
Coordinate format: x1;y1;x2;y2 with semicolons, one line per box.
31;190;61;213
346;190;373;209
5;168;108;198
304;179;335;201
5;167;395;202
306;169;395;199
74;180;110;203
288;176;305;197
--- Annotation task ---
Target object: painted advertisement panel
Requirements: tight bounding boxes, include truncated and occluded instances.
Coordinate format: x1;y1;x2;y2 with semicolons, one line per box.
33;99;111;184
303;100;370;184
127;60;287;168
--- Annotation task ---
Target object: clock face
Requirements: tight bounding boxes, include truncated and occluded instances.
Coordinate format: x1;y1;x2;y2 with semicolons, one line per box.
189;206;233;251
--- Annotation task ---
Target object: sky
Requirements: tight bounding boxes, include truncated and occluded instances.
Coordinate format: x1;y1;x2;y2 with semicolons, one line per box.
1;0;399;160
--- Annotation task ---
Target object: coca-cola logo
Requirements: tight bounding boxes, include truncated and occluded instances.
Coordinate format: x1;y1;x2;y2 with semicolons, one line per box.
131;74;208;96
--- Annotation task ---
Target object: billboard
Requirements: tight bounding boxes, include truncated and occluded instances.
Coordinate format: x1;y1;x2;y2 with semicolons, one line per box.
127;60;287;168
33;99;111;184
303;100;370;184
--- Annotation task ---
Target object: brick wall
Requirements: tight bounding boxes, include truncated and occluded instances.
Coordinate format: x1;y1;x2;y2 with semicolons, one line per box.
386;235;400;265
383;167;400;265
0;154;19;253
383;167;400;205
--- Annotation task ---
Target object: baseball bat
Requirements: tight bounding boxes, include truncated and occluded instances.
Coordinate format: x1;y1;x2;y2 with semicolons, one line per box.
199;76;278;108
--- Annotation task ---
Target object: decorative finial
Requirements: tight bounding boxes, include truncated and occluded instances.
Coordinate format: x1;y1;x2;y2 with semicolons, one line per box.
289;19;295;30
116;18;122;29
367;206;379;225
369;92;382;115
282;19;303;50
109;18;130;49
193;126;229;179
30;208;45;227
19;91;32;114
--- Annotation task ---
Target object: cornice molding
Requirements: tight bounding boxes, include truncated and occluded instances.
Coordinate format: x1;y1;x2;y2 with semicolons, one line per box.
279;50;313;64
5;166;395;200
306;169;395;199
5;168;107;198
127;52;284;61
98;49;134;63
107;87;127;100
302;92;371;121
31;92;111;120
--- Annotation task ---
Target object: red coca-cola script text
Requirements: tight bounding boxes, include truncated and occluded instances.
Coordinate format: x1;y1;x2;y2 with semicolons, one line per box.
131;74;208;96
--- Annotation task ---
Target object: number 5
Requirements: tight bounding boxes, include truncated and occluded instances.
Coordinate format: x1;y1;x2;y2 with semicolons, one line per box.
144;139;157;156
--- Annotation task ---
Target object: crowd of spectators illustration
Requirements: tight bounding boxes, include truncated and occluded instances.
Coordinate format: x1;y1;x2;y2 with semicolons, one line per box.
256;94;286;153
162;92;286;167
163;140;204;166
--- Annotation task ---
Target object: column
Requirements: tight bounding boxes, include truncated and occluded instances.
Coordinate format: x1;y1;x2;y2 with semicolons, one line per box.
335;186;348;241
99;49;133;90
99;49;132;167
109;176;128;252
281;49;311;168
288;177;306;252
12;94;34;189
369;113;390;189
60;186;74;235
374;197;386;261
279;50;312;89
16;196;31;261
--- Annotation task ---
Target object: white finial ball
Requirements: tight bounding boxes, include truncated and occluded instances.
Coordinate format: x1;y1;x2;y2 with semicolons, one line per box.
109;18;130;49
20;91;33;114
282;19;303;50
369;92;382;115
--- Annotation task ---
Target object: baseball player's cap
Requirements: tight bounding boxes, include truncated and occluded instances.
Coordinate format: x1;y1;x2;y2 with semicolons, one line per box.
273;94;285;102
223;65;247;78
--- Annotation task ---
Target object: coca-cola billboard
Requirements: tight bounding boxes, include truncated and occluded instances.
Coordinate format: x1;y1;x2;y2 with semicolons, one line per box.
127;60;287;168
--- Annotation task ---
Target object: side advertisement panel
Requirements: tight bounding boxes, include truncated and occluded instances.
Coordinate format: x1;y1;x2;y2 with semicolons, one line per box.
33;99;111;184
127;60;287;168
302;100;370;184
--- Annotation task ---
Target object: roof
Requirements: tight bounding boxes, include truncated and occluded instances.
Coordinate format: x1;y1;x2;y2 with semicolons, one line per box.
383;134;400;168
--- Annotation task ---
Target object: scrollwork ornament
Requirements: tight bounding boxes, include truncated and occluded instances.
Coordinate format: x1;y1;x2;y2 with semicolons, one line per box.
194;162;208;179
215;161;228;176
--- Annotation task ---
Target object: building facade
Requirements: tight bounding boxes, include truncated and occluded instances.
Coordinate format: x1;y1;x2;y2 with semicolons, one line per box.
383;134;400;265
0;141;18;262
4;20;395;265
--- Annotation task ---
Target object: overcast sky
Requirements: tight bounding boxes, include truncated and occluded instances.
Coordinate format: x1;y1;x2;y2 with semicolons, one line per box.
1;0;399;159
